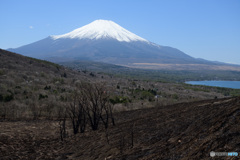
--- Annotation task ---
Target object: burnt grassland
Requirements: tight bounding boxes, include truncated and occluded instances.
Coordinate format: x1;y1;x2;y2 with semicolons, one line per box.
1;49;240;159
0;97;240;159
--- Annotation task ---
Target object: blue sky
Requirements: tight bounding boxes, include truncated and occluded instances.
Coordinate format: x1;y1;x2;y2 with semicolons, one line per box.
1;0;240;64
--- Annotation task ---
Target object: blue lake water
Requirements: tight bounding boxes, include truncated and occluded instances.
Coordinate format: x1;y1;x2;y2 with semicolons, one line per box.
185;81;240;89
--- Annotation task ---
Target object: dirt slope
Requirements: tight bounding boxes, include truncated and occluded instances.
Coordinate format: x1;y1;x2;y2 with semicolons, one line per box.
1;97;240;159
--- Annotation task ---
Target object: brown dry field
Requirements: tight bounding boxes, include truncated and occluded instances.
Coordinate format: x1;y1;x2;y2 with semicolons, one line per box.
128;63;240;71
1;96;240;160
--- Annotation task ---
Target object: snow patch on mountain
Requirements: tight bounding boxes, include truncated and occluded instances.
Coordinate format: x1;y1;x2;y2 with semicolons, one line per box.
51;20;148;42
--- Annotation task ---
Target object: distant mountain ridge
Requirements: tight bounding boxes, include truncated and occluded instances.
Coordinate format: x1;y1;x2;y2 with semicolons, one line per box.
8;20;238;69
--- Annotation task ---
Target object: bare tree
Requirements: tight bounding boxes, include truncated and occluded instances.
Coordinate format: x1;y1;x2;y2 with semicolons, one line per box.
58;106;67;141
67;82;114;133
119;128;125;157
0;103;7;120
131;122;135;148
78;82;114;131
109;103;115;126
101;102;115;128
78;95;87;133
30;103;42;120
67;92;86;134
79;82;105;130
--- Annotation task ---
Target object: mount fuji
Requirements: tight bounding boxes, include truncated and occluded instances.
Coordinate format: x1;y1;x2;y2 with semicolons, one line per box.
8;20;220;67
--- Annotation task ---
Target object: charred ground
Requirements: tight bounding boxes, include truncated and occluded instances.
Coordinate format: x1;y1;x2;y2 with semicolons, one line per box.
0;97;240;159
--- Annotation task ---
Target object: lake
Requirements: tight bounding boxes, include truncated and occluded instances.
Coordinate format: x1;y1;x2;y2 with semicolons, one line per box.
185;81;240;89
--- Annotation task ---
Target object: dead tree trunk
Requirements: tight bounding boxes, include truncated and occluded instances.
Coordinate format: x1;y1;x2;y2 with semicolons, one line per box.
67;93;86;134
80;82;105;131
58;107;67;141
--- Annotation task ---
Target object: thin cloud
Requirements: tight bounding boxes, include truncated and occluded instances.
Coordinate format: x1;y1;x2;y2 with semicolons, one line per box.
29;26;33;29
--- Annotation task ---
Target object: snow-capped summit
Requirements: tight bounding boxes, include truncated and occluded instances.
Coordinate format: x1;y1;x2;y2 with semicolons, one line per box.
9;19;202;66
51;19;148;42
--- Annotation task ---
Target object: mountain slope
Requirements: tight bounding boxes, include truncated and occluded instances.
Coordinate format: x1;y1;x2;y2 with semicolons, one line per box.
1;49;237;116
9;20;210;65
0;48;112;119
